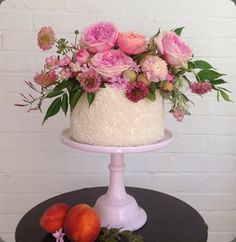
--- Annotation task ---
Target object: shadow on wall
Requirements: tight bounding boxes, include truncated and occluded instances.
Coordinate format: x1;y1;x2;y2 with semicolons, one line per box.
0;0;5;5
231;0;236;5
0;237;5;242
231;237;236;242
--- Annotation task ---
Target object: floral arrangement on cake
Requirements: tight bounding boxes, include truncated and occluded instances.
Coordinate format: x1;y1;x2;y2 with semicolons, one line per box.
16;22;231;123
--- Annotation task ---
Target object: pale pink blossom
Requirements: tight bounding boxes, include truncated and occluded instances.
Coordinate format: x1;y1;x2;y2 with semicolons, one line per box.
75;49;90;64
109;76;129;89
117;32;147;55
59;56;71;67
155;31;192;68
69;62;81;72
190;82;212;95
91;49;134;79
45;55;59;71
58;67;72;81
34;71;57;87
81;22;118;53
141;55;168;82
172;109;185;122
53;228;65;242
38;26;56;51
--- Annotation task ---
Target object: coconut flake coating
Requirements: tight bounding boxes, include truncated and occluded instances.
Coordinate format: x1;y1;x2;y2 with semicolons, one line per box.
70;86;164;146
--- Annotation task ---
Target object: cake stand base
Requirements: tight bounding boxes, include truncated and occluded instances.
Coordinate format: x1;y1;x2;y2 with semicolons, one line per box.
94;153;147;231
61;128;174;231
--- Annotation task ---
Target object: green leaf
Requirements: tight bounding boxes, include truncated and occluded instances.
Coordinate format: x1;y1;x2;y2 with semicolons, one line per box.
210;79;227;85
61;93;68;116
174;27;184;36
46;90;64;98
194;60;213;70
87;93;95;106
43;97;61;124
69;89;84;111
188;61;197;69
198;69;225;81
149;82;157;93
54;78;79;91
147;91;156;101
219;90;232;102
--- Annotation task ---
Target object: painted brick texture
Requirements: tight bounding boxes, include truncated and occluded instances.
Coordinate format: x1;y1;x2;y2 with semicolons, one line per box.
0;0;235;241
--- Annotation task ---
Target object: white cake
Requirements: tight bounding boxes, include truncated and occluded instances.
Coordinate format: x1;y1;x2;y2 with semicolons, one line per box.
70;85;164;146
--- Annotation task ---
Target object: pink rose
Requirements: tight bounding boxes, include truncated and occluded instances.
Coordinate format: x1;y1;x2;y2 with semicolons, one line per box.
91;49;134;79
81;22;118;53
75;49;90;64
141;55;168;82
117;32;147;55
155;32;192;68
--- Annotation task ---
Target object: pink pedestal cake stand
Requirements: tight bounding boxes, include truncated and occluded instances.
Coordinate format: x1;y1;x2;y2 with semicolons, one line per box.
61;128;174;231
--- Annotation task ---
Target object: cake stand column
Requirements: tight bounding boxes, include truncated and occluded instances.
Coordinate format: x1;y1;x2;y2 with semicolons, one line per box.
106;153;127;202
94;153;147;231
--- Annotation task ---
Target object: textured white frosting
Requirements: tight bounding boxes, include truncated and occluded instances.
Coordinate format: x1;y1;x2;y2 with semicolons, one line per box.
70;85;164;146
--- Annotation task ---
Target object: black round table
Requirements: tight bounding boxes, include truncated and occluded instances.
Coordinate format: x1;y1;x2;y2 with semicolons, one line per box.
15;187;208;242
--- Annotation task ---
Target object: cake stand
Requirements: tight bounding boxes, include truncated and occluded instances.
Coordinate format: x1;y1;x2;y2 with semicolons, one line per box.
61;128;174;231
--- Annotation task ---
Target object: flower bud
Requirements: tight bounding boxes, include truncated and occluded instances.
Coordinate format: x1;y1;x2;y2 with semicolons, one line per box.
137;73;152;86
123;69;137;82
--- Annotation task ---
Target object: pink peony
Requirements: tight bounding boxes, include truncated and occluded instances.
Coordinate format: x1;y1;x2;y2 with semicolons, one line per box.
78;68;102;93
141;55;168;82
91;49;134;79
75;49;90;64
190;82;212;95
38;26;56;51
34;71;57;87
81;22;118;53
117;32;147;55
155;32;192;68
125;82;149;103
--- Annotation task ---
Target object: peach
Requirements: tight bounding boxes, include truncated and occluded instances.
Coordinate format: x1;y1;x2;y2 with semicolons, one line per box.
39;203;70;233
64;204;101;242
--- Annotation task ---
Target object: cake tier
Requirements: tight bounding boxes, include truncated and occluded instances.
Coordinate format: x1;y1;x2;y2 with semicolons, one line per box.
70;85;164;146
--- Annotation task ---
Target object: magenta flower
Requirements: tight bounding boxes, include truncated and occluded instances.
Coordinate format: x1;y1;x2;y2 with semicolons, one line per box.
91;49;134;79
190;82;212;95
78;69;102;93
34;71;57;87
81;22;118;53
125;82;149;103
38;26;56;51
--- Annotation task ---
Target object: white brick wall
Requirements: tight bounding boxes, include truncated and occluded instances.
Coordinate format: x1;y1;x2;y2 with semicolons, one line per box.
0;0;235;241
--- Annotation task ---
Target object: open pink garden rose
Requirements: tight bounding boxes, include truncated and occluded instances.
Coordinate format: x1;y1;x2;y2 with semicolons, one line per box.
91;49;134;79
117;32;147;55
81;22;118;53
155;31;192;68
